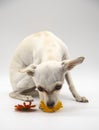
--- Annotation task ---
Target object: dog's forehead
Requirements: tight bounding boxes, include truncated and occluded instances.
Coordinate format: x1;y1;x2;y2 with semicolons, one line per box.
36;62;62;77
34;62;64;87
37;61;62;71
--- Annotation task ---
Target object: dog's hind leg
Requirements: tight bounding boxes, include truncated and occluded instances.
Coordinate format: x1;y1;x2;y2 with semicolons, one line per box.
9;70;39;101
9;90;34;101
9;86;39;101
65;72;88;102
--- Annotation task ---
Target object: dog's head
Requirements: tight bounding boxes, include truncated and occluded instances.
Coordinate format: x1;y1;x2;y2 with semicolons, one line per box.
20;57;84;108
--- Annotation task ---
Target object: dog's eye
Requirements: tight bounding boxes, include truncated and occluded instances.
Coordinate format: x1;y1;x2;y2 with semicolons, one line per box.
55;85;62;90
38;87;44;92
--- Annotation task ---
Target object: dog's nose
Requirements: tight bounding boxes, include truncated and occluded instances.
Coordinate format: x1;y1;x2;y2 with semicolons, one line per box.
47;101;55;108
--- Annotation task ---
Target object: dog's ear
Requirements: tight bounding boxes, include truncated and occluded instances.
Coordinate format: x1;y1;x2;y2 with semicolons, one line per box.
61;57;85;71
19;64;36;76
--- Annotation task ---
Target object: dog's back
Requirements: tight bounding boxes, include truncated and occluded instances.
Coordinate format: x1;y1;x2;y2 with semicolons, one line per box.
10;31;69;70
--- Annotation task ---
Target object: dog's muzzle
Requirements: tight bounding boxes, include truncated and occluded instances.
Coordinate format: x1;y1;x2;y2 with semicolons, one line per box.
47;101;55;108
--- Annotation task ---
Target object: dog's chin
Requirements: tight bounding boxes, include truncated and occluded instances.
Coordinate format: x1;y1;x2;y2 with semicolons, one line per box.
46;106;54;109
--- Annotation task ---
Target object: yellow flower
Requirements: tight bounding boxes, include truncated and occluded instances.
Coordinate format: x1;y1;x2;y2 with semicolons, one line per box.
39;101;63;112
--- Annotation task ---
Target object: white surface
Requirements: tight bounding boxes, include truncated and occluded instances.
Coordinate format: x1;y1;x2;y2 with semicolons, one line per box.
0;0;99;130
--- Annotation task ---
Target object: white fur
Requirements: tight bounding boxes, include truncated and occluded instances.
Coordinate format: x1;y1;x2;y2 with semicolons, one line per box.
10;31;68;90
9;31;88;106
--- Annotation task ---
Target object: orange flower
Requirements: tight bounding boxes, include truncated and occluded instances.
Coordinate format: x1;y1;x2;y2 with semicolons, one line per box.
15;101;36;111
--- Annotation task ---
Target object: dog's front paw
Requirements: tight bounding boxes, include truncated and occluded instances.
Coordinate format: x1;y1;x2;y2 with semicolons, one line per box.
76;96;88;103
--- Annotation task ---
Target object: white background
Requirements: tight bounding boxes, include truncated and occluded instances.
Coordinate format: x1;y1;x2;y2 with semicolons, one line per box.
0;0;99;130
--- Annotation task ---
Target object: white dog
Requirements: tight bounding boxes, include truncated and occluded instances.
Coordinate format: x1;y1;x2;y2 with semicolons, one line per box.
9;31;88;108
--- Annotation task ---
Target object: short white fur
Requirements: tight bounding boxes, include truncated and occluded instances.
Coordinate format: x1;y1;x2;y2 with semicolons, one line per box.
9;31;88;107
